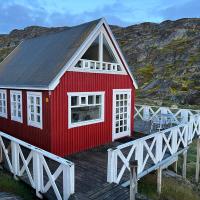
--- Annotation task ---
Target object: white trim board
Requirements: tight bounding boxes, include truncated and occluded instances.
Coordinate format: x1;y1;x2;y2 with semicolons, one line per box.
48;18;138;90
0;18;138;91
67;91;105;128
112;89;132;141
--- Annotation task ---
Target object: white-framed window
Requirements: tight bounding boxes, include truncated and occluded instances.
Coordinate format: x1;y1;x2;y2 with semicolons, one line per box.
68;92;105;128
0;89;7;118
10;90;23;123
27;92;42;129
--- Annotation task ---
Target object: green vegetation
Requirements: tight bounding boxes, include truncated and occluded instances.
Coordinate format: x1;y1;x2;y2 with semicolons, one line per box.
0;47;15;62
136;64;154;86
0;169;37;200
159;38;190;54
138;140;200;200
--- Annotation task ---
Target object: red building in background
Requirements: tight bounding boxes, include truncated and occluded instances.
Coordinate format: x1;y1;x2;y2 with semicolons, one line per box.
0;18;138;156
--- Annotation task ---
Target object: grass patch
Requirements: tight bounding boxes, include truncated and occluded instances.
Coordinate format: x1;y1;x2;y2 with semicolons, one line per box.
0;169;37;200
139;173;199;200
138;139;200;200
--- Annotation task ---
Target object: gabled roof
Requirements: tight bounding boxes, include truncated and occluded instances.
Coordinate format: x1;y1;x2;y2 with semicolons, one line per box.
0;18;138;90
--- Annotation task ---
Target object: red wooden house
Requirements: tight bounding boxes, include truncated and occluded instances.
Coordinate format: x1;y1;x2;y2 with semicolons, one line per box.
0;18;138;156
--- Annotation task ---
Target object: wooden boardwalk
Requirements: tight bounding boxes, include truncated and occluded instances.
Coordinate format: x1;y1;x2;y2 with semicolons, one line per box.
67;142;130;200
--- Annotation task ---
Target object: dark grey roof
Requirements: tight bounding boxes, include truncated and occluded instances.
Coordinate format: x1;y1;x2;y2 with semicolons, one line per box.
0;19;101;89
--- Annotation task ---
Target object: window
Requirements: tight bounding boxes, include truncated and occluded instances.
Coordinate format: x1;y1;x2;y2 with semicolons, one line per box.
10;90;23;123
75;31;124;73
68;92;105;128
0;89;7;118
27;92;42;129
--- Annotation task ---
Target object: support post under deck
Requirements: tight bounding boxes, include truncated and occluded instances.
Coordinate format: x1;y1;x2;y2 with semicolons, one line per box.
157;167;162;195
195;138;200;183
173;160;178;173
130;161;138;200
0;141;2;164
182;150;187;179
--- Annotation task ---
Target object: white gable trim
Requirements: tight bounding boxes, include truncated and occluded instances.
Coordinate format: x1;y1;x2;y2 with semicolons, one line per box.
68;25;127;75
102;19;138;89
48;18;138;90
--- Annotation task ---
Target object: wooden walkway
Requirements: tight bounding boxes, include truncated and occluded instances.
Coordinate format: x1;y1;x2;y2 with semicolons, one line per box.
0;192;22;200
66;142;130;200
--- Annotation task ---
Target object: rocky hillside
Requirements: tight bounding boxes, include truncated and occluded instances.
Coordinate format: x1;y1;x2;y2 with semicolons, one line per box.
1;18;200;106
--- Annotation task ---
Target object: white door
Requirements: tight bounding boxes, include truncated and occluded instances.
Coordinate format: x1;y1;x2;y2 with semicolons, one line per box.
112;89;131;140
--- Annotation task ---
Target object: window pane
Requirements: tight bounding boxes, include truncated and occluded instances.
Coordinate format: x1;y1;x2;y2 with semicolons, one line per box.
37;115;40;123
96;95;101;104
37;106;40;114
88;96;94;105
81;36;99;61
31;114;34;121
36;97;40;105
81;97;86;105
30;97;34;104
31;105;34;112
71;105;101;123
71;96;78;106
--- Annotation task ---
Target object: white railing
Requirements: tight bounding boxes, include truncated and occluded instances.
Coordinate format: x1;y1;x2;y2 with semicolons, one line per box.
134;104;200;124
107;106;200;184
0;131;74;200
75;59;122;72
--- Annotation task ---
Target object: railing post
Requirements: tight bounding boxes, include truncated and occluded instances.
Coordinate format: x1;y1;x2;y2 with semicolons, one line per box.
63;163;75;199
129;160;138;200
181;109;189;123
172;129;178;154
11;141;19;180
107;148;117;183
135;141;143;174
182;150;187;179
0;137;2;164
156;133;163;162
195;137;200;183
33;151;43;199
157;167;162;195
143;106;150;121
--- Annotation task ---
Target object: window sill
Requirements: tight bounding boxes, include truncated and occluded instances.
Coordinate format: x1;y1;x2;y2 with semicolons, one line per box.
0;114;7;119
11;117;23;123
28;121;43;129
69;118;104;129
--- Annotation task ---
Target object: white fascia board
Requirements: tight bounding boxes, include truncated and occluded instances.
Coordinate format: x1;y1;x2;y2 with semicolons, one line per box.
101;18;138;89
48;18;138;90
48;19;105;90
0;85;49;90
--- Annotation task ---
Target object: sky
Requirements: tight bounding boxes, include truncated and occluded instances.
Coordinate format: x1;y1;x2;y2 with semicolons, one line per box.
0;0;200;33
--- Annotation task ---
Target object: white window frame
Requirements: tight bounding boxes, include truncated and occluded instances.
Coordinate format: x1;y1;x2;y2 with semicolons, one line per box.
68;92;105;128
27;91;43;129
0;89;7;118
10;90;23;123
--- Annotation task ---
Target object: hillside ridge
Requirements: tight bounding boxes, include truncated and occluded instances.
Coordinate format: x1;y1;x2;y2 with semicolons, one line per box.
1;18;200;106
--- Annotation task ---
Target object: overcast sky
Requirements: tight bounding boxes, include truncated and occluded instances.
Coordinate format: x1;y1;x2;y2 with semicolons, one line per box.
1;0;200;33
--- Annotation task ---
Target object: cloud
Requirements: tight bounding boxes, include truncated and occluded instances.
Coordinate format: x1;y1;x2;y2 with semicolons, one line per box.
0;3;48;33
159;0;200;20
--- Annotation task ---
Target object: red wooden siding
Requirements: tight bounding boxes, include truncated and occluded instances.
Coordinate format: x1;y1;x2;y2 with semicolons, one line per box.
0;89;51;151
50;72;135;156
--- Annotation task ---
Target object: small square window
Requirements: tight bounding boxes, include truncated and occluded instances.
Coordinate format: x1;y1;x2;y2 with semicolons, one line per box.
88;96;94;104
96;95;101;104
81;97;86;105
71;96;78;106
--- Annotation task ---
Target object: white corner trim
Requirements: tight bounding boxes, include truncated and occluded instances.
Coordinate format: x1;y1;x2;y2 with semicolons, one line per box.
67;91;105;128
